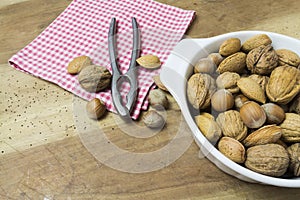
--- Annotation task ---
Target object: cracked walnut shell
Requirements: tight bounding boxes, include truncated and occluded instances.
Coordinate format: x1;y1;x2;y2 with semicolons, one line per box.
246;45;278;75
187;73;216;110
266;65;300;104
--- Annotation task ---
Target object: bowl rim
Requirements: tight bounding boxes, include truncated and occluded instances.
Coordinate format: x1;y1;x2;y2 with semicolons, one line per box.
160;30;300;188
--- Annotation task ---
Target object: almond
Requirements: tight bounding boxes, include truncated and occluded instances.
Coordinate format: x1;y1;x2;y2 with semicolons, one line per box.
243;125;282;147
241;34;272;53
237;77;266;103
67;55;92;74
216;52;247;74
136;54;161;69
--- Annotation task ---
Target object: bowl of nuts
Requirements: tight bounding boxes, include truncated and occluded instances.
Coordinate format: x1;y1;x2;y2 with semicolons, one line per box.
160;31;300;187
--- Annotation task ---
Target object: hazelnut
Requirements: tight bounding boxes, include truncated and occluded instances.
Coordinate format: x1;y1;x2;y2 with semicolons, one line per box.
240;101;266;128
142;110;165;129
86;98;106;119
194;58;216;74
234;94;249;110
207;53;224;66
211;89;234;112
261;103;285;124
148;89;169;110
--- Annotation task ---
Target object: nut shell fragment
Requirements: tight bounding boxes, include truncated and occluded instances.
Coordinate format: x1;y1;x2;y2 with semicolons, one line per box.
266;65;300;104
245;144;289;177
86;98;106;119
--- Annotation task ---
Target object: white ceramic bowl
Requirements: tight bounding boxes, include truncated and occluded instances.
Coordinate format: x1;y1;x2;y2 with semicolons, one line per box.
160;31;300;188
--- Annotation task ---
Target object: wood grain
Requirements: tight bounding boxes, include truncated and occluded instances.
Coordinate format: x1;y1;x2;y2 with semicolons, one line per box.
1;0;300;199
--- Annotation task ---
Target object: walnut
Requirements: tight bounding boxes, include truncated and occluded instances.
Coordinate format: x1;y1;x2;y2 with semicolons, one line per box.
216;72;240;93
280;113;300;143
216;110;248;141
287;143;300;176
187;73;216;110
276;49;300;67
148;89;169;110
245;144;289;177
78;65;112;93
246;45;278;75
289;94;300;114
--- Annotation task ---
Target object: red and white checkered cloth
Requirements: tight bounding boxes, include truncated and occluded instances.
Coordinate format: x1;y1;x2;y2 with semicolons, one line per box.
9;0;195;119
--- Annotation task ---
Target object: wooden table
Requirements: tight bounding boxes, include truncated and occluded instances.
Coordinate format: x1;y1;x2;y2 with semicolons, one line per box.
1;0;300;199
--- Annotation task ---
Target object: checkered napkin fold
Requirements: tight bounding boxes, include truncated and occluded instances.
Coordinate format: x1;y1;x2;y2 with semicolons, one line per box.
9;0;195;119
